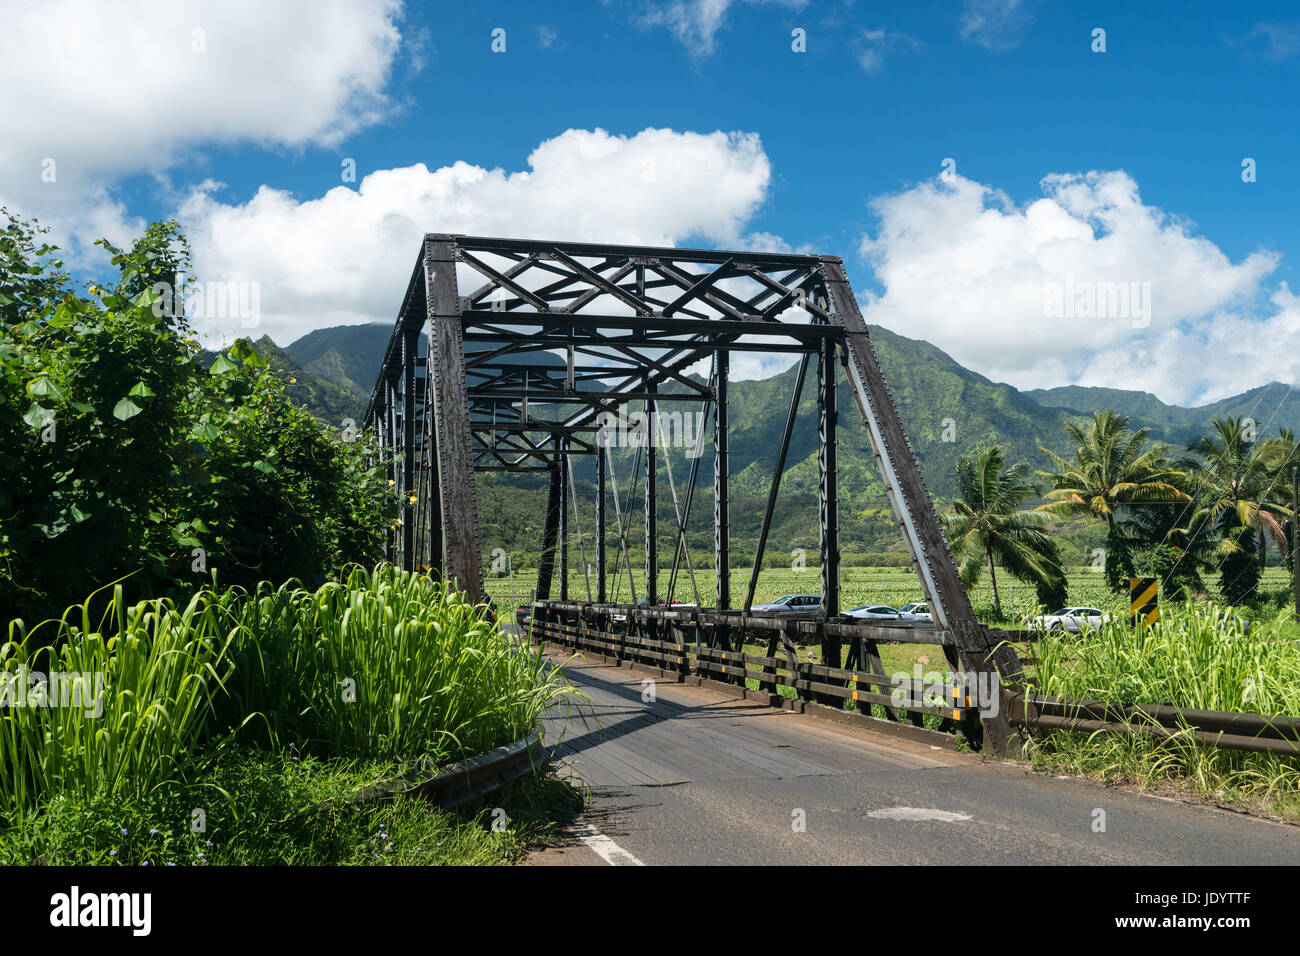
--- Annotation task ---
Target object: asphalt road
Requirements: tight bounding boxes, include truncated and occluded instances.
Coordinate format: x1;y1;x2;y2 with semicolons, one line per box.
529;651;1300;866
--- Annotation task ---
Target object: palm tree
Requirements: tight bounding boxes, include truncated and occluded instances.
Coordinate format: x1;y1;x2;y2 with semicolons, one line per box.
1263;427;1298;575
1037;410;1189;592
943;446;1067;618
1184;417;1292;605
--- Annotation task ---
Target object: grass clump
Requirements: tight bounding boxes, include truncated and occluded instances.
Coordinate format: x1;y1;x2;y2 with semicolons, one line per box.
0;564;577;862
1024;601;1300;817
0;747;582;866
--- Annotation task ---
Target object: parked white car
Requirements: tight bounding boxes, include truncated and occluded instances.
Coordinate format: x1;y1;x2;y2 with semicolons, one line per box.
896;602;932;622
1028;606;1112;634
611;598;695;624
844;604;901;621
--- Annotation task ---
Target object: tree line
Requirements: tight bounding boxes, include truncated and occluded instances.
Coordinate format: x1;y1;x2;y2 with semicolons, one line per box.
1;212;390;627
945;409;1299;615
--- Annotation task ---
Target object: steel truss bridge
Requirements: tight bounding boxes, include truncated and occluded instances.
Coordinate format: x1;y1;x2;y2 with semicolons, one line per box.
363;234;1023;751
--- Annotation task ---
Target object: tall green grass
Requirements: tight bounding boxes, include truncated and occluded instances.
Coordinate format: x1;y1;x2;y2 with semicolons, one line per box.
0;583;238;822
1024;601;1300;810
0;565;570;823
222;565;568;760
1027;601;1300;714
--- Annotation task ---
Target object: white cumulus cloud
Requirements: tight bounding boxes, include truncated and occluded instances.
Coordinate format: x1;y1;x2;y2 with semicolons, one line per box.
858;169;1289;405
0;0;405;260
178;127;775;347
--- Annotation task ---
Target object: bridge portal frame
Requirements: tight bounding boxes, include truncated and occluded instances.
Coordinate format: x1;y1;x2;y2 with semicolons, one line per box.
363;234;1022;752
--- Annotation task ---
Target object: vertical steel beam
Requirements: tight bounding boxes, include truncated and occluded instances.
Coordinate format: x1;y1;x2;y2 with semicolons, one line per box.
821;256;1020;754
426;386;443;577
424;237;484;601
819;338;840;618
714;353;730;610
401;326;417;571
644;382;658;606
559;438;569;601
386;375;399;564
597;447;607;603
536;464;562;600
567;456;592;601
375;387;389;562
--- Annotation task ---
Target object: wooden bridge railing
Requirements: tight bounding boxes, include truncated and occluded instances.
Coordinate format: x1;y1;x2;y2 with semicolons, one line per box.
525;599;990;747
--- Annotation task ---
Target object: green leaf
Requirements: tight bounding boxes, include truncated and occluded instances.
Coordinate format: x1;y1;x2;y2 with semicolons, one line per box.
112;397;143;421
209;355;238;375
132;286;160;310
46;305;74;329
128;380;156;398
230;340;267;368
26;376;64;399
67;504;90;523
192;423;221;441
21;403;55;429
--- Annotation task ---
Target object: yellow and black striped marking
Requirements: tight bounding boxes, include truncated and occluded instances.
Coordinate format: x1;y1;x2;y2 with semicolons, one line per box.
1130;576;1158;627
951;686;972;721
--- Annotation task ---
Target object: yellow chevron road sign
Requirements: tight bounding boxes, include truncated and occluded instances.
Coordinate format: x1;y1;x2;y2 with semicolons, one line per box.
1130;576;1158;627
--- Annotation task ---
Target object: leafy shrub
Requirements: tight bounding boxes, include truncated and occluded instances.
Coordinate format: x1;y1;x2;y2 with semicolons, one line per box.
0;210;390;624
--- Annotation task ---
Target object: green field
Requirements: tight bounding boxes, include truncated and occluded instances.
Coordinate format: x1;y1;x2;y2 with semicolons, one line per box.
489;564;1298;627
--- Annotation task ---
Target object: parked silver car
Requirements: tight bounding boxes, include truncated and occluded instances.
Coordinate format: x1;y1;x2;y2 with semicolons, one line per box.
611;598;694;624
751;594;822;614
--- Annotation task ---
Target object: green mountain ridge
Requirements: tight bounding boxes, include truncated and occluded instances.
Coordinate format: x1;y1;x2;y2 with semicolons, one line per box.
285;323;391;400
267;322;1300;501
1026;382;1300;448
241;322;1300;566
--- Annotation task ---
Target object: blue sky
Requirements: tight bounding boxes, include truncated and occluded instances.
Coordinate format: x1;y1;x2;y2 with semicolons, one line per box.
196;0;1300;267
3;0;1299;404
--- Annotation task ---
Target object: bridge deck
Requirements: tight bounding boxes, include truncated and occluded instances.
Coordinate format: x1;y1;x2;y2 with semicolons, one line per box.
542;658;951;788
533;651;1300;866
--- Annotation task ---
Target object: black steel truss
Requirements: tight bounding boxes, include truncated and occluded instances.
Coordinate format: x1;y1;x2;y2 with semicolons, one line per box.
363;233;1024;752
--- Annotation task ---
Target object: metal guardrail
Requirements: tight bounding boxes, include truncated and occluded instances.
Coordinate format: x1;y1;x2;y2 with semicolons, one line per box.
353;732;548;809
1007;694;1300;755
531;598;948;645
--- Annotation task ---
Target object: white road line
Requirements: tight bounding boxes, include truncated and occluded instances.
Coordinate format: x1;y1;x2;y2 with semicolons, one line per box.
575;822;645;866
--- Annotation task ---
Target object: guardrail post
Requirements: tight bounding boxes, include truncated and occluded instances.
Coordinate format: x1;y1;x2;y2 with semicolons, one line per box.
818;621;841;707
777;625;802;705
